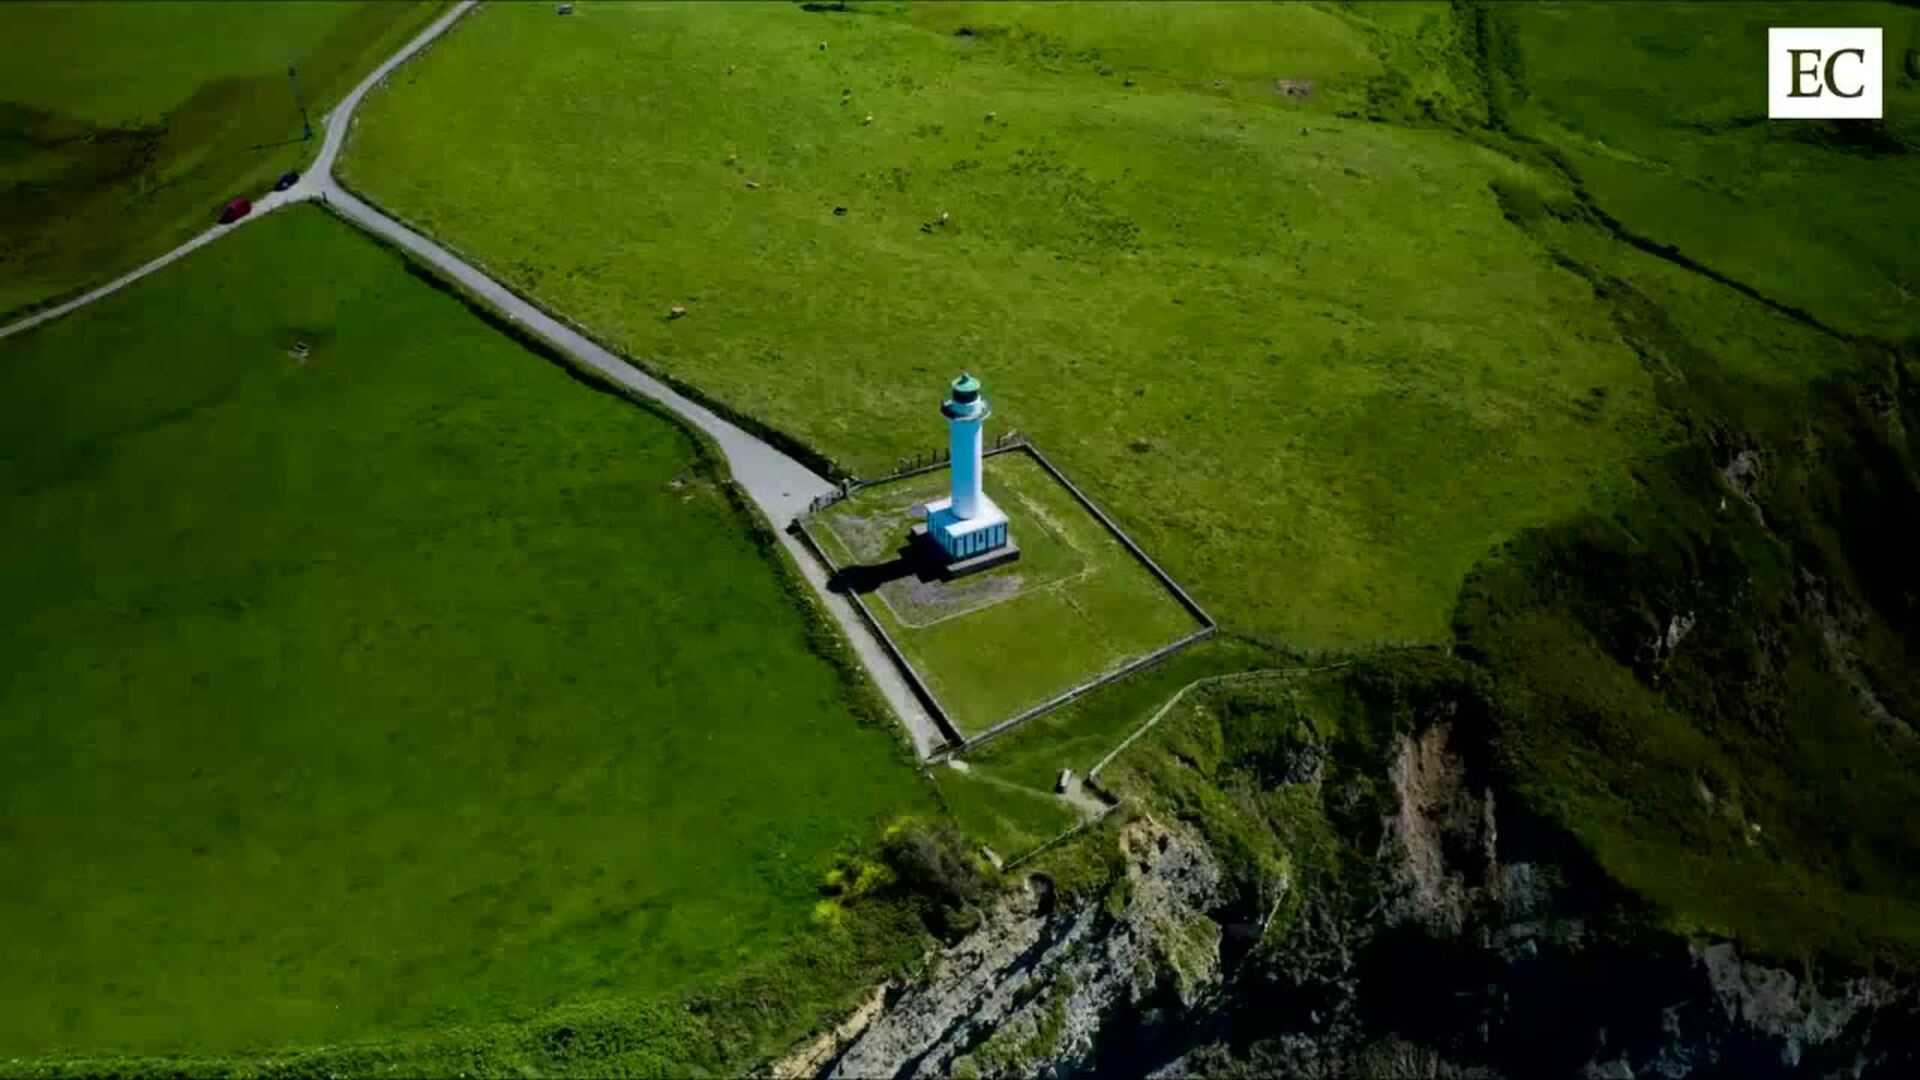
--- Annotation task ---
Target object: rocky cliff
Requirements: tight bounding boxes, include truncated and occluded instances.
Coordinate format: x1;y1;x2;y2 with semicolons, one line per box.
777;666;1920;1079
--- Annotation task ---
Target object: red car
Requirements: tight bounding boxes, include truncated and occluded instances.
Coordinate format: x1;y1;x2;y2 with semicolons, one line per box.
218;198;252;225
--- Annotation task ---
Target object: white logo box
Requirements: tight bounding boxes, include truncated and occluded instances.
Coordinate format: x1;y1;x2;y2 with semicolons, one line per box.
1769;27;1883;119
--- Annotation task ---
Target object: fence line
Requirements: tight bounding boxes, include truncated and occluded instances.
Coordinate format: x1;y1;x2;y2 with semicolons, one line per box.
1084;665;1348;780
801;434;1033;516
789;519;966;749
1019;442;1214;629
793;435;1211;760
873;432;1030;489
932;440;1219;756
1002;799;1125;874
948;626;1216;758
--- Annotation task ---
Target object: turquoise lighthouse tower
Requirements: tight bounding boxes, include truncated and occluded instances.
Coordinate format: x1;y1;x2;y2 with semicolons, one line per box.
919;373;1017;575
944;373;990;520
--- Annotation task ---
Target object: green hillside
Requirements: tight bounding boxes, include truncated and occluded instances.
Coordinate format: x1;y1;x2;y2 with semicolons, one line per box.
340;0;1674;646
0;206;929;1059
0;1;446;319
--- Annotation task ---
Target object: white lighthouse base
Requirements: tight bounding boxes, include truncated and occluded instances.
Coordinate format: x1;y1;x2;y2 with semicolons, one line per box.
916;496;1019;578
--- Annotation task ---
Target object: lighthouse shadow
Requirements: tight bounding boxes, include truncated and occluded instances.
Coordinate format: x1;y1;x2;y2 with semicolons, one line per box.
826;534;949;596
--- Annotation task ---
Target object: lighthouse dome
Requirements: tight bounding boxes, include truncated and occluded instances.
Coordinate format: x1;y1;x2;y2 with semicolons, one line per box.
942;373;989;420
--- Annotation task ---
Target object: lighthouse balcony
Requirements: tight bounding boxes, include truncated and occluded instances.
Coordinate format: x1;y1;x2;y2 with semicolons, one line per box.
915;496;1019;578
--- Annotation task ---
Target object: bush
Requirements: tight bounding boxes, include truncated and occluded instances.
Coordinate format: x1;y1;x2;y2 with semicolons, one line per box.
1489;177;1579;228
881;818;998;939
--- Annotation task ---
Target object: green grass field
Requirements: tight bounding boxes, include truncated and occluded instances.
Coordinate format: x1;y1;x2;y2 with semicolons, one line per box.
337;0;1920;975
1501;1;1920;340
0;1;445;320
965;634;1280;783
9;0;1920;1066
808;450;1202;734
0;206;931;1059
924;634;1284;863
340;0;1671;647
932;765;1081;862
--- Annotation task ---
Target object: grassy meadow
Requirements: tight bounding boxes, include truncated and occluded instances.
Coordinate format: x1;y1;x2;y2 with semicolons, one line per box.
0;1;446;319
0;206;931;1060
5;0;1919;1069
336;0;1920;977
810;450;1202;734
1501;1;1920;340
963;634;1285;795
1444;4;1920;967
341;0;1672;647
931;634;1286;858
933;764;1081;862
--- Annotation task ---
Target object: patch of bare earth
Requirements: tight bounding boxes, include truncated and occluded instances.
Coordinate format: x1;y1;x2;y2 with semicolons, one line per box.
1381;722;1501;934
770;980;902;1080
884;570;1025;624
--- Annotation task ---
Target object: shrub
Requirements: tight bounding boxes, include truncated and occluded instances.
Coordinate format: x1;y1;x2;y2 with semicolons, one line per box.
881;817;999;939
883;818;992;907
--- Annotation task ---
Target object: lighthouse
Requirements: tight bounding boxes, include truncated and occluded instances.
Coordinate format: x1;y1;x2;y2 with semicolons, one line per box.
918;373;1017;575
946;373;989;519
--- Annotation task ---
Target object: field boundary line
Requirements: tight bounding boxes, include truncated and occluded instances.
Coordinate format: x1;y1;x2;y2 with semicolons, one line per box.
953;626;1216;758
1087;664;1352;781
803;438;1030;516
799;440;1217;757
943;442;1217;756
792;519;966;749
811;454;1101;632
1002;799;1125;874
949;765;1082;810
1020;442;1216;629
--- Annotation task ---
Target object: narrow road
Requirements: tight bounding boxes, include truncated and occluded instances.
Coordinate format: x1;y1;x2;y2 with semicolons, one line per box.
0;0;947;759
0;177;310;345
0;0;480;345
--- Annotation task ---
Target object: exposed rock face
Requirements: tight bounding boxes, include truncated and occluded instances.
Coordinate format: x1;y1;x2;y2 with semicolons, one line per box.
1722;447;1765;521
1801;570;1913;738
783;717;1920;1079
1697;941;1904;1068
1380;721;1500;935
819;818;1224;1079
773;981;900;1080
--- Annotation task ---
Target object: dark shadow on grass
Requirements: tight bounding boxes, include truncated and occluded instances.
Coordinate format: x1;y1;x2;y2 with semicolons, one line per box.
827;532;948;596
246;135;312;152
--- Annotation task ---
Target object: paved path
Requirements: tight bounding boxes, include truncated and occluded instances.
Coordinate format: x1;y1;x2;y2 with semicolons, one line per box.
0;0;480;344
0;0;947;759
0;182;311;344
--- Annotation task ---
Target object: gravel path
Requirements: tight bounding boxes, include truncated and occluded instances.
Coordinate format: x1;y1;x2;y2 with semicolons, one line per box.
0;0;947;758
